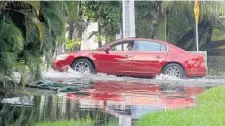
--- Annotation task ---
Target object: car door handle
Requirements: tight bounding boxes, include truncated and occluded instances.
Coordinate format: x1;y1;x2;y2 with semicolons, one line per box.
124;55;132;58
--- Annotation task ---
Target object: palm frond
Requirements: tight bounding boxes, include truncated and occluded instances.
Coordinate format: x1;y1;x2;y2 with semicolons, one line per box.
23;1;40;16
64;1;77;23
0;1;72;84
162;1;225;26
31;17;45;44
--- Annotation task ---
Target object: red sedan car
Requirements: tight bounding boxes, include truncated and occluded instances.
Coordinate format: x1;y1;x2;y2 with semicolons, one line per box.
52;38;207;78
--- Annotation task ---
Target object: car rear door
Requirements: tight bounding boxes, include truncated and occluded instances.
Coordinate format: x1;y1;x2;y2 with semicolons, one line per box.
132;40;168;75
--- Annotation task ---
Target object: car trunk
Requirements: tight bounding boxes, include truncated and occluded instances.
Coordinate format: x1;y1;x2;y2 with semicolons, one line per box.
188;51;208;75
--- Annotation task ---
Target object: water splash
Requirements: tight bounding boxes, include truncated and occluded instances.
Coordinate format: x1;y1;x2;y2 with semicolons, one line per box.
41;68;225;87
41;68;84;79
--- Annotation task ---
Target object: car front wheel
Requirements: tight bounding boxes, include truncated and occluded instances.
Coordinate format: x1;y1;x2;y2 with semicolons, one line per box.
72;59;95;74
162;63;185;78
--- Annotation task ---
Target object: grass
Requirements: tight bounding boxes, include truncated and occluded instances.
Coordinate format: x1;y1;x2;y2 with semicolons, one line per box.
35;119;94;126
34;117;118;126
136;86;225;126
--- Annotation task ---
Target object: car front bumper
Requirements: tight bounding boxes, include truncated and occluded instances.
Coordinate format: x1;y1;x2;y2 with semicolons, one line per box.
52;60;70;72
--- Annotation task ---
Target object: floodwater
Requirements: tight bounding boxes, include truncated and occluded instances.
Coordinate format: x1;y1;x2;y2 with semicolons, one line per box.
42;68;225;87
0;69;223;126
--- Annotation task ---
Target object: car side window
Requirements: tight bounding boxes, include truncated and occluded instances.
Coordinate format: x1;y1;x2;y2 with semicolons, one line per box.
134;40;167;52
110;41;134;51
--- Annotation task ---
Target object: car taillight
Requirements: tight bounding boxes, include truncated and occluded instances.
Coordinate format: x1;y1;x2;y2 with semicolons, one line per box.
200;53;207;68
199;55;208;71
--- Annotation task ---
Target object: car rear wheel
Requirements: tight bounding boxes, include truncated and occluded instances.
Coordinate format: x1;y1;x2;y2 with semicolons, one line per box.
162;63;185;78
72;59;95;74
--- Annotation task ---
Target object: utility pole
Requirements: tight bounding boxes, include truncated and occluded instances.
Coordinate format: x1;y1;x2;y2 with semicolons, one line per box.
194;0;200;51
122;0;136;38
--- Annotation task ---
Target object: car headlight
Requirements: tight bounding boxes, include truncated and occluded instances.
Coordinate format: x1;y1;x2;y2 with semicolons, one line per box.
55;54;69;60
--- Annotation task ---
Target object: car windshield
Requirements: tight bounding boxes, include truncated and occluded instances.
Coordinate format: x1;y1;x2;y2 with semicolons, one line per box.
95;39;133;51
95;43;109;51
95;39;122;51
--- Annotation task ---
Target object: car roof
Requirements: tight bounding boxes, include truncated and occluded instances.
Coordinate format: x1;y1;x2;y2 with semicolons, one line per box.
117;37;169;45
116;37;186;52
98;37;185;52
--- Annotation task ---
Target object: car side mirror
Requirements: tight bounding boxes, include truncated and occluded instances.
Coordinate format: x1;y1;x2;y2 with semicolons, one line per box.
104;46;110;53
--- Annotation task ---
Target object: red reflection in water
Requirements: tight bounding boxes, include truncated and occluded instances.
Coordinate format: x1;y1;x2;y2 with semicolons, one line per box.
184;87;205;96
66;81;206;110
160;97;194;109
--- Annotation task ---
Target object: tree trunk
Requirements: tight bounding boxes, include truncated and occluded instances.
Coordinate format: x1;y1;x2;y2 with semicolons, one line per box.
68;22;74;40
176;29;194;49
149;10;160;38
149;1;161;39
206;26;213;44
67;22;74;52
199;25;212;50
97;2;102;47
120;1;123;38
98;22;102;47
150;15;159;38
73;1;82;51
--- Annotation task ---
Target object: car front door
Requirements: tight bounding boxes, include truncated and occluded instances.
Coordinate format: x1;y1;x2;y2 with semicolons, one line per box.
132;40;168;76
96;41;135;75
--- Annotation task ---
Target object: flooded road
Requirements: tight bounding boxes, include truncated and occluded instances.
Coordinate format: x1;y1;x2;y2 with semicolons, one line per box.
0;69;223;126
42;68;225;87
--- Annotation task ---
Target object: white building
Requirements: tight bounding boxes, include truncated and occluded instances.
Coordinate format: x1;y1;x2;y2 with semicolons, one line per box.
80;22;101;50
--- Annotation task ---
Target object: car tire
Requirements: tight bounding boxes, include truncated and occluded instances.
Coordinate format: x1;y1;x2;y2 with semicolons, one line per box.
72;59;95;74
162;63;185;78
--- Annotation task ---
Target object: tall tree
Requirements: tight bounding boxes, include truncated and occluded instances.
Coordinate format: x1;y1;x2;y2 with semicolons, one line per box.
82;1;121;47
162;1;225;50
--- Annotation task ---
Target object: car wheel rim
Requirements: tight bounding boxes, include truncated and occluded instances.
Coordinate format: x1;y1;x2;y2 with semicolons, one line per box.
165;66;181;78
74;62;91;73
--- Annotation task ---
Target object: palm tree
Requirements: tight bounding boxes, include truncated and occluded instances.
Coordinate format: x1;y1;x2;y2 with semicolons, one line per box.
0;1;69;86
63;1;89;52
0;15;24;88
160;1;225;50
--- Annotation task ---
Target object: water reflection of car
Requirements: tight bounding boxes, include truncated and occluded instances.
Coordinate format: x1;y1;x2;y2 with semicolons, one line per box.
66;81;206;119
67;81;206;110
52;38;207;78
